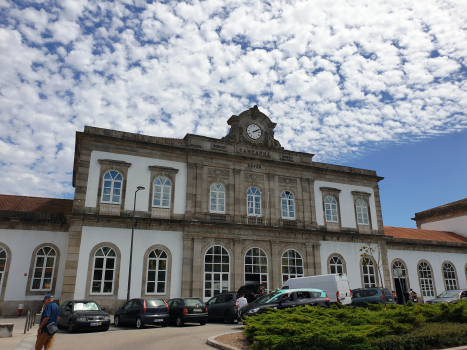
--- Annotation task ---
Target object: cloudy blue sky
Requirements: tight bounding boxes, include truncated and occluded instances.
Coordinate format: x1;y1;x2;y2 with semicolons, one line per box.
1;0;466;228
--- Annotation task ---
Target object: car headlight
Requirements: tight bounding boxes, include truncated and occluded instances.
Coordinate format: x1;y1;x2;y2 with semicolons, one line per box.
248;308;260;314
76;317;86;321
104;315;110;320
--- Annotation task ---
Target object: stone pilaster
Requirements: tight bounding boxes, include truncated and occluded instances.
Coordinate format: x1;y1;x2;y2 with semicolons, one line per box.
380;242;391;289
270;242;280;290
192;238;203;298
184;163;196;220
233;169;242;222
193;164;204;219
233;239;243;290
305;242;321;276
73;148;92;211
181;236;193;297
60;218;83;301
308;178;317;226
373;184;385;235
268;174;278;226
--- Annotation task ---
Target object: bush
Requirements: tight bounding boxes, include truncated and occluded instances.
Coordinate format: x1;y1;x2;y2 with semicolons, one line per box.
243;300;467;350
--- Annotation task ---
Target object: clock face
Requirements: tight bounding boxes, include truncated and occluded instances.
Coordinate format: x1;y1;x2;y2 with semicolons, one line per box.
246;124;262;140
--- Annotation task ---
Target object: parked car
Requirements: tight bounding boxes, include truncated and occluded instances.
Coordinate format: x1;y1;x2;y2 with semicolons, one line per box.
206;292;238;323
237;283;267;303
281;274;353;305
58;300;110;333
352;288;395;307
114;298;169;329
166;298;208;326
239;288;330;318
427;289;467;304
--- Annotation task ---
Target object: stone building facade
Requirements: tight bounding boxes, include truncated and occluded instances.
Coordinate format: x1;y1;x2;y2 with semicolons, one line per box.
0;106;466;315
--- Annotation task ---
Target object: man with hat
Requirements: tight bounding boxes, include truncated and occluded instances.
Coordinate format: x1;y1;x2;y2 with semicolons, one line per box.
35;294;59;350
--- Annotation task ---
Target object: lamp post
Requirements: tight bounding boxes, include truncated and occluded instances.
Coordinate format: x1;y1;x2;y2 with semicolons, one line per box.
127;186;145;301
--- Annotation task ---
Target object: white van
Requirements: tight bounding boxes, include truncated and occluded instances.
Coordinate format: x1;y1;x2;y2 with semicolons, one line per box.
281;274;353;305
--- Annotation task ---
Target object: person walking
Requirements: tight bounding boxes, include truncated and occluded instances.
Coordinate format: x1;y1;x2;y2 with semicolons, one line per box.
410;289;418;302
35;294;59;350
403;290;410;304
236;294;248;320
392;290;398;303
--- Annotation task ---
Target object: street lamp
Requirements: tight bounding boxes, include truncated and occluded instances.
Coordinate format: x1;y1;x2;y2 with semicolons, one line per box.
127;186;145;301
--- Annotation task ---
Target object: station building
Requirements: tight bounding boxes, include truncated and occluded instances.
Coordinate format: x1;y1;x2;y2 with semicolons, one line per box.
0;106;466;315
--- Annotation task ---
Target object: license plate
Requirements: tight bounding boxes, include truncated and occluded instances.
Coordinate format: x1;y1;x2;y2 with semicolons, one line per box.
154;319;163;322
193;308;202;312
90;322;102;326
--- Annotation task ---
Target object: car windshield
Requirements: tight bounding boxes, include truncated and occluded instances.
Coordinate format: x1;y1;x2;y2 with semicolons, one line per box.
185;299;204;306
147;300;165;307
253;291;282;304
74;302;100;311
438;291;459;298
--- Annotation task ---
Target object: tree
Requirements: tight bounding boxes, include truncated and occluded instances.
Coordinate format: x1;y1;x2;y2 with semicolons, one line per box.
360;240;387;307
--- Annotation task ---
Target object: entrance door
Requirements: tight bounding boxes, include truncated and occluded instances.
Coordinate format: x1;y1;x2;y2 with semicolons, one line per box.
394;278;408;304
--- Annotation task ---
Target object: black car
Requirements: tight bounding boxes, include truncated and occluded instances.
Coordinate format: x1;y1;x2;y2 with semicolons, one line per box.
237;284;267;303
114;298;169;329
206;292;238;323
239;289;330;318
58;300;110;333
167;298;208;326
352;288;395;307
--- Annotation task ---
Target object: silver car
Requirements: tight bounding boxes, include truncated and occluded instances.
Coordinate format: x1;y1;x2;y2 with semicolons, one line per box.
427;289;467;304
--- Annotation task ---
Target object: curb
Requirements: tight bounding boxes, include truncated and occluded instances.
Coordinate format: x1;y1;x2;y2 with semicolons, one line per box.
13;336;35;350
206;331;244;350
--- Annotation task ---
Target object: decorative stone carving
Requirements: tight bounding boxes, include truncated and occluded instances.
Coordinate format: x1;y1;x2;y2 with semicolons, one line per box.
99;204;121;216
244;173;265;182
278;177;297;185
208;169;229;178
151;208;170;219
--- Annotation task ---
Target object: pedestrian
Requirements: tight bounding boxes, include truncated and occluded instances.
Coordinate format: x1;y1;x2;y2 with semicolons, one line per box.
403;290;410;304
410;289;418;302
35;294;59;350
392;290;398;303
236;294;248;320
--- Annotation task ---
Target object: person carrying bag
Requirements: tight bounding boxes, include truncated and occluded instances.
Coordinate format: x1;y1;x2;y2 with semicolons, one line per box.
35;294;60;350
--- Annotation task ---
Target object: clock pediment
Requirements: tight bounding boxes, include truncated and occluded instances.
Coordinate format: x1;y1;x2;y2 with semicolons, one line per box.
222;105;283;150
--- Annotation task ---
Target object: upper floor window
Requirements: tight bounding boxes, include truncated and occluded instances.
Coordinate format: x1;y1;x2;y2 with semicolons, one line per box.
356;199;369;225
0;246;7;292
247;187;261;216
147;249;168;294
31;247;56;291
153;176;171;208
281;191;295;219
91;247;116;294
102;171;123;204
210;183;226;213
324;196;338;222
443;262;458;290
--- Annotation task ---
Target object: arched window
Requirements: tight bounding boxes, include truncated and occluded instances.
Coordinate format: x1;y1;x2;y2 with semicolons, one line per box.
281;250;303;283
147;249;168;294
324;196;338;222
443;262;458;290
247;187;261;216
245;248;267;289
329;255;344;274
153;176;172;208
362;258;377;288
91;247;116;294
356;199;369;225
31;247;56;291
210;183;226;213
418;262;435;297
204;246;230;298
281;191;295;219
0;246;7;293
102;171;123;204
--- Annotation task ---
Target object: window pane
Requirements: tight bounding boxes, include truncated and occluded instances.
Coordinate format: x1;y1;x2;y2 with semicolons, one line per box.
103;282;113;293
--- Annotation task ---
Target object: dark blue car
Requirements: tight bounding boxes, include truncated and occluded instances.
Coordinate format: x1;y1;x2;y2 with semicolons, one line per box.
114;298;169;329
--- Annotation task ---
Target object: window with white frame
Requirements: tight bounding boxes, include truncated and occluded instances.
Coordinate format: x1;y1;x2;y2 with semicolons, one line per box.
362;258;377;288
0;246;7;292
281;250;303;283
210;183;226;213
324;196;338;222
147;249;167;294
281;191;295;219
91;247;116;294
247;187;261;216
418;262;435;297
443;262;458;290
204;245;230;298
356;199;369;225
329;255;344;274
153;176;172;208
31;247;56;291
245;248;267;289
102;171;123;204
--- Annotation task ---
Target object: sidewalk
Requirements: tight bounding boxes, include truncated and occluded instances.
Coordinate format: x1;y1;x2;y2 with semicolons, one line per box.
0;316;37;350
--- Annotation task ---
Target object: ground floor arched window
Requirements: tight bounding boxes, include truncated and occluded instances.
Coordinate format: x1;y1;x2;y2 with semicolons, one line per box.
362;258;377;288
245;247;268;290
281;250;303;283
419;262;435;298
204;245;230;298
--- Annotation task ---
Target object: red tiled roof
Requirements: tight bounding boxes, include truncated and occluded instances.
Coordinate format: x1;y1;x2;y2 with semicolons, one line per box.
413;198;467;221
0;194;73;214
384;226;467;243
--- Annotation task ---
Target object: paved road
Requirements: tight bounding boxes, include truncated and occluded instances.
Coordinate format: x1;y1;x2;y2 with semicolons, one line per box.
51;321;243;350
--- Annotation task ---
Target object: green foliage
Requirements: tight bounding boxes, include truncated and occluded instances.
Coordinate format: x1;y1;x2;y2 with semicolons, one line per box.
243;300;467;350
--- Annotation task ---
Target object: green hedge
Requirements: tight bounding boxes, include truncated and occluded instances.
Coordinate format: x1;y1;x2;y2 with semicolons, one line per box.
243;300;467;350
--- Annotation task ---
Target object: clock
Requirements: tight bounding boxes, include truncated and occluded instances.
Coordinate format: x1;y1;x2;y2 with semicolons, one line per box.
246;124;262;140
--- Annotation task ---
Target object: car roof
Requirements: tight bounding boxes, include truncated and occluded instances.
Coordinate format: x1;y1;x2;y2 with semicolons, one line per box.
441;289;465;292
278;288;324;293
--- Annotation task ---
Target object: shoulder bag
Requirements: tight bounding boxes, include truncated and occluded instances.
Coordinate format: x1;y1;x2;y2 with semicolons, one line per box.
45;322;59;336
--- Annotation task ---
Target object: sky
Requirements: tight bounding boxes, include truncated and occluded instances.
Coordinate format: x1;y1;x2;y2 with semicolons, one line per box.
0;0;466;229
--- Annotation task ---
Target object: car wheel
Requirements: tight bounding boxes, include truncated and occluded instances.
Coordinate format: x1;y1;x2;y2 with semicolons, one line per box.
224;311;234;324
136;317;144;329
67;320;75;333
176;316;184;327
200;320;207;325
114;315;121;327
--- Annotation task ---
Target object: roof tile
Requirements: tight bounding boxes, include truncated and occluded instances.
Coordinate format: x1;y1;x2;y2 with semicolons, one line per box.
384;226;467;243
0;194;73;214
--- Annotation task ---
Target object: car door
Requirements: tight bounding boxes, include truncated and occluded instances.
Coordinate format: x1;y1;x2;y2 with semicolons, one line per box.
58;301;71;327
214;294;227;318
295;291;316;308
128;299;142;324
461;291;467;300
169;299;182;322
119;300;134;324
206;296;218;319
275;293;296;310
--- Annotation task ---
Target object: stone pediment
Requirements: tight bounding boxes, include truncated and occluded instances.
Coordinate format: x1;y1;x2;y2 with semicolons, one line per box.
222;105;283;150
